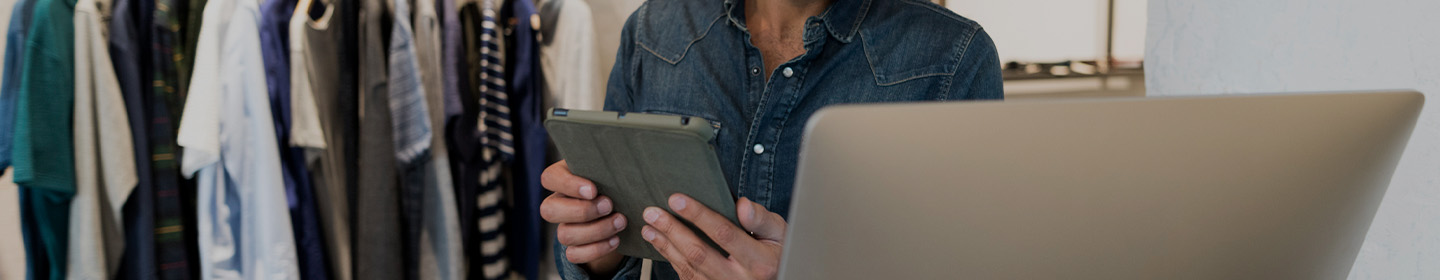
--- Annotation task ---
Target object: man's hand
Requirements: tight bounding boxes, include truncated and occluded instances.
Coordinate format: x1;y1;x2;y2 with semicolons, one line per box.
540;160;626;276
642;194;787;280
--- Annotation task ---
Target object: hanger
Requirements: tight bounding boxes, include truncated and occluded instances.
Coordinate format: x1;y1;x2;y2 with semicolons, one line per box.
295;0;314;20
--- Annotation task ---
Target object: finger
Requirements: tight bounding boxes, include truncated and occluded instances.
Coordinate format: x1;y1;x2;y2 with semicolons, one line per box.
557;213;627;246
541;193;613;223
737;197;787;243
643;208;743;279
643;225;719;280
563;236;621;264
541;160;598;199
666;194;765;260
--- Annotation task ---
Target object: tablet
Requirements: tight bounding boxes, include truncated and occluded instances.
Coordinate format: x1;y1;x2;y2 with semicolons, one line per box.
544;108;739;261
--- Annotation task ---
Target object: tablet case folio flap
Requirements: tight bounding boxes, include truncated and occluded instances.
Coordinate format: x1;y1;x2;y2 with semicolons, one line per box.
545;113;739;261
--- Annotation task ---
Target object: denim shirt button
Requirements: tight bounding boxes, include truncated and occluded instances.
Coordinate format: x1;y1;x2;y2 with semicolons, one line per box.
752;143;765;154
750;67;760;76
782;67;794;77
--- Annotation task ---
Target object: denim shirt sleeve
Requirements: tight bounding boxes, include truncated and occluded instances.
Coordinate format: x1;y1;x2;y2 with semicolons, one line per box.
556;4;645;280
948;28;1003;101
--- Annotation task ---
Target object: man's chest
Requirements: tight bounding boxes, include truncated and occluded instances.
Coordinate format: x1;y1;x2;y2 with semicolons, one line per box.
621;30;953;213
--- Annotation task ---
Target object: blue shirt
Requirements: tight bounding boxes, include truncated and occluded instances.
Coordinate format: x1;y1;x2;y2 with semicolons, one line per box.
178;0;301;277
555;0;1003;279
0;0;32;173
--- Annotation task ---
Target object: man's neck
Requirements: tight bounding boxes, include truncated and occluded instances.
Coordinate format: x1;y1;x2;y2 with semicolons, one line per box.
744;0;833;31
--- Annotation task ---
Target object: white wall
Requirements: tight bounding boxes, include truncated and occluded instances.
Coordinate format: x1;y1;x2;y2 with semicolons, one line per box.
1147;1;1440;278
947;0;1146;63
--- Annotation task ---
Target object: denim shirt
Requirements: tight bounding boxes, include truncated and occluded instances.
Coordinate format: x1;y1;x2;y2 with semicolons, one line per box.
556;0;1002;279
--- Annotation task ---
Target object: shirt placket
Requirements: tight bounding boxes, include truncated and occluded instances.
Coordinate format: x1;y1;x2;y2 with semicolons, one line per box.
739;18;828;210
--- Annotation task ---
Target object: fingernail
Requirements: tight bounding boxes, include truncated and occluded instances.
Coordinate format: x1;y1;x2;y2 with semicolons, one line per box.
642;228;655;241
613;214;626;230
609;237;620;247
644;208;660;223
596;197;612;215
669;195;687;211
579;185;595;199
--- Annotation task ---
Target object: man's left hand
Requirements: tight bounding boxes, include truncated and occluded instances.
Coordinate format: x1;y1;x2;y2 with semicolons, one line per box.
641;194;787;280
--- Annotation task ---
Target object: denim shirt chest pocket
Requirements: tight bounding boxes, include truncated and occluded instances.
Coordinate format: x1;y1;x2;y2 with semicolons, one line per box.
857;13;979;98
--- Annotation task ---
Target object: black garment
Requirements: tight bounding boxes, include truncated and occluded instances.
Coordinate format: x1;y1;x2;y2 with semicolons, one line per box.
452;5;484;279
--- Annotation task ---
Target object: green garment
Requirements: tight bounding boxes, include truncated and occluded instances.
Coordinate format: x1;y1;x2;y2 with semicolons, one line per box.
12;0;78;278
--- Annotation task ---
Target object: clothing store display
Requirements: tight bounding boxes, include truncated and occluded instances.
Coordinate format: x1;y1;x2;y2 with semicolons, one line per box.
68;0;140;276
413;0;465;278
502;0;546;278
13;0;78;278
354;0;403;276
290;0;355;278
178;0;301;277
0;0;595;277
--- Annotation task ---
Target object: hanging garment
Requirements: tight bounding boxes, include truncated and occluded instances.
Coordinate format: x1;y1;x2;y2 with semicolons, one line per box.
461;1;514;278
177;0;301;276
150;0;199;275
180;0;205;100
67;0;140;277
105;0;161;276
439;0;461;121
289;0;356;278
260;0;332;278
537;0;600;111
387;0;434;277
503;0;547;278
452;4;481;277
413;0;465;278
0;0;31;173
354;0;403;276
13;0;79;278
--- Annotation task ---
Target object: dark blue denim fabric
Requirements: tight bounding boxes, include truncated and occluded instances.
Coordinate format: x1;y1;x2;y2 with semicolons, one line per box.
556;0;1003;279
106;0;159;276
506;0;547;278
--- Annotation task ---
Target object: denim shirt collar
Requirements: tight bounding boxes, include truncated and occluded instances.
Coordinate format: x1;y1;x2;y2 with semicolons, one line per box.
722;0;871;43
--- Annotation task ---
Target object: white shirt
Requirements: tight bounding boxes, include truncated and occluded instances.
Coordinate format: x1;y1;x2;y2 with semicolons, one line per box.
539;0;602;110
69;0;139;277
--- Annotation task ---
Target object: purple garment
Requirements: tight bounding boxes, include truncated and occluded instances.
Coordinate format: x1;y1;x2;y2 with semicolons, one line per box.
258;0;330;278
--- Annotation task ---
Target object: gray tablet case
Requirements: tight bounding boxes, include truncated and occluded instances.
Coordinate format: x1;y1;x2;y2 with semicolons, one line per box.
544;108;740;261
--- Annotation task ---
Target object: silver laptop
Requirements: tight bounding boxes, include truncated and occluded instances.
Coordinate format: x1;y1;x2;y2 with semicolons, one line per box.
778;91;1424;280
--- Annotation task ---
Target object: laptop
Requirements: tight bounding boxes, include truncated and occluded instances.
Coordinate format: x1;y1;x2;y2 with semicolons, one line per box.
778;91;1424;280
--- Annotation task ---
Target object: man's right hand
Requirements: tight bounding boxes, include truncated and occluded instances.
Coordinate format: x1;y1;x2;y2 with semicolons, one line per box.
542;160;627;276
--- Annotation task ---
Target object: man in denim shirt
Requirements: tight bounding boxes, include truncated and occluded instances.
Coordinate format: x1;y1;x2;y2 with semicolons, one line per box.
542;0;1002;279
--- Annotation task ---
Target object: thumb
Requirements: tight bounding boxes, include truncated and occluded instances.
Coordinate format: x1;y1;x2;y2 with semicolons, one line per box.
737;197;786;243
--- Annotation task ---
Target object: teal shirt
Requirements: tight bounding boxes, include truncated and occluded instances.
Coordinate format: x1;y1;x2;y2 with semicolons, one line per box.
13;0;76;193
12;0;77;278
